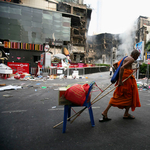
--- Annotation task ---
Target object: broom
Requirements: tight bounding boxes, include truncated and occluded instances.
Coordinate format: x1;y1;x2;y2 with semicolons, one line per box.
53;69;138;128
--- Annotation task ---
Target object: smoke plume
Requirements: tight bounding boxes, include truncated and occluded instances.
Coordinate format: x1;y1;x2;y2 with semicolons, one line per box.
117;20;137;60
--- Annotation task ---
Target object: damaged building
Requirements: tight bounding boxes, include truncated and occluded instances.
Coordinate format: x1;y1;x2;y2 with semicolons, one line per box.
57;0;92;63
136;16;150;44
87;33;120;65
136;16;150;61
0;0;92;70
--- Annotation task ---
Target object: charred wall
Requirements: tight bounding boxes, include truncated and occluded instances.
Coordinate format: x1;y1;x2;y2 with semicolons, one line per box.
87;33;120;64
58;2;92;63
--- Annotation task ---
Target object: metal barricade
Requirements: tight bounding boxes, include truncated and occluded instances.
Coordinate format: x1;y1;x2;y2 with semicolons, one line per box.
39;67;57;76
31;67;37;75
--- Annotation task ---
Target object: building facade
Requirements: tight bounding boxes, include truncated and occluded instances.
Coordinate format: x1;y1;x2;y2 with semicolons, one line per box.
136;16;150;61
0;0;91;69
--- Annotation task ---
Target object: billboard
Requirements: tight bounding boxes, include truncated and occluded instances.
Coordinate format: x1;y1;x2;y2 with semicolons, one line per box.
135;41;144;61
7;62;29;74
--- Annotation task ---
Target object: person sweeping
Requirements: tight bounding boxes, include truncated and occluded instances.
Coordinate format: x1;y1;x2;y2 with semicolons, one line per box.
99;49;141;122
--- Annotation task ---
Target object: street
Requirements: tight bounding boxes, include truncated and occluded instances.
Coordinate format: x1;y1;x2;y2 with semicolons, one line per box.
0;71;150;150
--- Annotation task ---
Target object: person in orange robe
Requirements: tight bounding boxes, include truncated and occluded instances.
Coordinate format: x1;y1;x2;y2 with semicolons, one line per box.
99;49;141;122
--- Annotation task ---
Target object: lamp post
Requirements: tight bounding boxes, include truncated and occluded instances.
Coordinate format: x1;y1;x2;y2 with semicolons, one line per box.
147;61;149;84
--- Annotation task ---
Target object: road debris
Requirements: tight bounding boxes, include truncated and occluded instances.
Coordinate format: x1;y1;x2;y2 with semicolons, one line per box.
0;85;22;91
3;94;13;98
0;83;6;86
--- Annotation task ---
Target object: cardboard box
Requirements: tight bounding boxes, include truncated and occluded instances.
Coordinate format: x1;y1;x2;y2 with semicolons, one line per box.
58;87;72;105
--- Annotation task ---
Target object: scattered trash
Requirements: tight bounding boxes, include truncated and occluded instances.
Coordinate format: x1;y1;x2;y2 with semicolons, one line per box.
72;70;79;79
143;83;148;88
50;75;57;79
59;74;64;79
36;83;41;85
21;83;26;86
137;81;143;88
41;86;47;89
143;88;147;91
35;89;37;92
0;83;6;86
47;78;54;80
7;76;15;80
52;106;56;109
3;94;13;98
137;80;150;91
0;85;22;91
37;75;43;78
5;71;89;81
27;85;33;88
142;77;148;80
67;76;73;79
14;74;20;80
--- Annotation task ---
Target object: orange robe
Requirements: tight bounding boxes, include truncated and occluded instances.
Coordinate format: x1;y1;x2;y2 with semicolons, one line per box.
109;59;141;111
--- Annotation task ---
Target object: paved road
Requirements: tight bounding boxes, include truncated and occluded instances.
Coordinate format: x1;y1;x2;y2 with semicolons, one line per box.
0;72;150;150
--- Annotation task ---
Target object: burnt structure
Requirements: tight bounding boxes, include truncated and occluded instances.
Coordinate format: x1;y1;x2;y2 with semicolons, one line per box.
136;16;150;48
135;16;150;62
87;33;120;65
57;1;92;63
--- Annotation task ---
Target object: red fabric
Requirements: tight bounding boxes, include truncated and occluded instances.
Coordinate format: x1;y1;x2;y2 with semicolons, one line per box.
64;84;90;106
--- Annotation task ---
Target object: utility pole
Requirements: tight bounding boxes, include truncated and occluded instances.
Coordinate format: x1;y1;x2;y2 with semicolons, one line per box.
136;60;139;80
147;59;150;84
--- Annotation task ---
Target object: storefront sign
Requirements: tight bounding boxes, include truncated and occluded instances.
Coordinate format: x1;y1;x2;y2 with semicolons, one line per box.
7;62;29;74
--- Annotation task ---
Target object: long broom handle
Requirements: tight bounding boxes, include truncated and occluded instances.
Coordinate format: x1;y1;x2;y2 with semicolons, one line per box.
92;68;138;104
91;83;113;104
53;69;137;128
53;107;86;128
92;69;137;105
70;107;87;123
70;83;113;124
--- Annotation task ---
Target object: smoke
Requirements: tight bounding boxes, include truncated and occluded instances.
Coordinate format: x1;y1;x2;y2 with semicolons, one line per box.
117;20;137;60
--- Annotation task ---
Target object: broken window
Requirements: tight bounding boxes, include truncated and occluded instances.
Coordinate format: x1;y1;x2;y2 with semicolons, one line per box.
74;29;79;35
57;2;71;13
33;56;40;63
